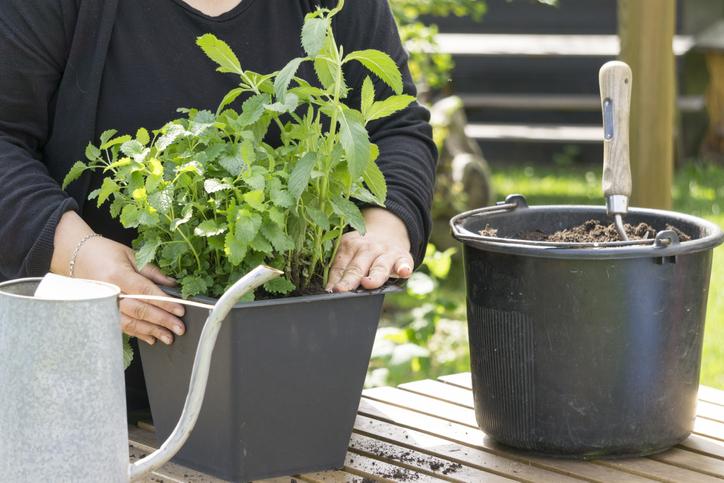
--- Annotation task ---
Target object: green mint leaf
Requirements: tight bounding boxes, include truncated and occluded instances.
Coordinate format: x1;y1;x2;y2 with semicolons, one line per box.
268;206;285;226
148;188;173;215
240;139;256;165
338;107;371;179
224;232;247;265
175;161;204;176
288;152;317;200
220;154;246;177
235;209;262;243
274;57;306;101
181;275;211;299
196;34;243;75
261;224;294;252
120;204;140;228
194;219;227;237
204;178;232;194
344;49;403;95
100;134;132;151
135;236;162;270
63;161;88;190
242;190;266;211
263;277;295;295
100;129;118;146
361;76;375;119
362;158;387;204
156;123;187;152
238;93;271;126
301;17;330;56
85;143;101;162
331;197;366;235
217;87;244;114
264;93;300;113
122;334;134;369
171;205;193;231
270;179;294;208
136;128;150;146
97;177;120;207
120;140;145;157
366;95;416;122
306;206;330;231
249;233;273;254
351;185;382;205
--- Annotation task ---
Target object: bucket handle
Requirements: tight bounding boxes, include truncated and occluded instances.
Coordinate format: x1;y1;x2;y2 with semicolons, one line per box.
450;194;529;239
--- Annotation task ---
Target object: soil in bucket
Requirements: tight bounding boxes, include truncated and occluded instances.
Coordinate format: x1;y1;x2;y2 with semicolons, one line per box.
480;219;692;243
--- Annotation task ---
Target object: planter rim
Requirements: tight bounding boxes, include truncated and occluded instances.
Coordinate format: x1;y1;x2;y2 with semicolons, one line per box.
0;277;121;302
450;198;724;260
162;284;402;309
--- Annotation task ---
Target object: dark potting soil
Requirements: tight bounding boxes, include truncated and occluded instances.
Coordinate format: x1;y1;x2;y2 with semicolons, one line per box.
480;219;692;243
351;439;463;481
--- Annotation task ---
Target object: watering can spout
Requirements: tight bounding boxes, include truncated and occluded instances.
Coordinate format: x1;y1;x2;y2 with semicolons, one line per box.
128;265;283;481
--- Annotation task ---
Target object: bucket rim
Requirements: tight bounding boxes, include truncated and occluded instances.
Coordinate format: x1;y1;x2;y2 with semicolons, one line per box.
450;196;724;260
0;277;121;302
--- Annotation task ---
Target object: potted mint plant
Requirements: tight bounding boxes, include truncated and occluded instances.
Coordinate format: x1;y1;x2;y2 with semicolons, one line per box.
63;2;415;480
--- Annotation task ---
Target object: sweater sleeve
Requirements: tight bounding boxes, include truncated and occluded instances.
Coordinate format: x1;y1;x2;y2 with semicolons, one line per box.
331;0;438;267
0;1;79;280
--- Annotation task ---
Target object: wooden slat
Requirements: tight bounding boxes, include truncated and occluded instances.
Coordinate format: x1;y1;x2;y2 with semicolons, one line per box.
354;417;519;482
363;389;724;482
699;400;724;424
649;447;724;479
400;379;474;408
595;457;724;483
364;386;478;428
700;386;724;407
344;451;443;483
296;471;365;483
437;373;473;390
433;34;694;57
694;417;724;442
350;432;512;483
458;94;705;113
679;434;724;461
359;397;661;483
465;123;603;143
353;414;653;483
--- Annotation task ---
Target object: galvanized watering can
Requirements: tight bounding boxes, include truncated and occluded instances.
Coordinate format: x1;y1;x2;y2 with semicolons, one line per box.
0;265;282;482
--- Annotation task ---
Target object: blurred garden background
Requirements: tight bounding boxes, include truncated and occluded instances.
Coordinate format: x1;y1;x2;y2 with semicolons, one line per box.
366;0;724;389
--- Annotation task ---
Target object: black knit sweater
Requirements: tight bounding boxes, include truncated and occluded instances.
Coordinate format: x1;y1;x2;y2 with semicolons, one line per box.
0;0;437;280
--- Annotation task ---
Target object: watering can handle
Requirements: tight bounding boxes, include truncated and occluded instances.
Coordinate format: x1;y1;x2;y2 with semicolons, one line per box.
599;61;633;209
128;265;283;481
120;294;216;310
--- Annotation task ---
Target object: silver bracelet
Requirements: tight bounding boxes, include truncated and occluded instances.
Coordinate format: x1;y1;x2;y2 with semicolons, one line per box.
69;233;102;278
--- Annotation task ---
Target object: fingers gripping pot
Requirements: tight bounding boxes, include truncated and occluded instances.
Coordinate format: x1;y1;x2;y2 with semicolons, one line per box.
0;265;282;482
451;196;723;457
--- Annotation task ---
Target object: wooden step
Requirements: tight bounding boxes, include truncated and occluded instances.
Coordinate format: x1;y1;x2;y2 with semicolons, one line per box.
434;33;695;57
466;123;602;143
458;93;706;112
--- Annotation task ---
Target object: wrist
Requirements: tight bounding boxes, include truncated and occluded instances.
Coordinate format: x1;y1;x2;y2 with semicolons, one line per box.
50;211;95;275
362;207;411;252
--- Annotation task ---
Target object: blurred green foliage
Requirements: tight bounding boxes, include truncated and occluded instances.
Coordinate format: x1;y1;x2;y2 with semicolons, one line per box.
367;244;469;387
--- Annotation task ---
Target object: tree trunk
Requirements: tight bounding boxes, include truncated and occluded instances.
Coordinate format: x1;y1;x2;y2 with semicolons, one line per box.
618;0;676;209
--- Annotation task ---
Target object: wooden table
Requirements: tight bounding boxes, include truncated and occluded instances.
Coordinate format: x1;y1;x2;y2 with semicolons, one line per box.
129;372;724;482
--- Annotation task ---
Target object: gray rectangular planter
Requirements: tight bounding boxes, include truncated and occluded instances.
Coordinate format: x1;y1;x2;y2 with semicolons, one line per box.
139;288;391;481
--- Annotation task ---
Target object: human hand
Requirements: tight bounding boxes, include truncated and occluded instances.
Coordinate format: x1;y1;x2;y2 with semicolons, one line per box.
326;207;414;292
51;212;185;346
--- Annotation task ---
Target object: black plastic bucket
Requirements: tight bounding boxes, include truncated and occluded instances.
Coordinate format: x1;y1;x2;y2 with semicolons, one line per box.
450;195;724;458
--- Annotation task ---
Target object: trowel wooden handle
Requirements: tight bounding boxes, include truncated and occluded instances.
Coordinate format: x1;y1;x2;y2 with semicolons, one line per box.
599;61;633;199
